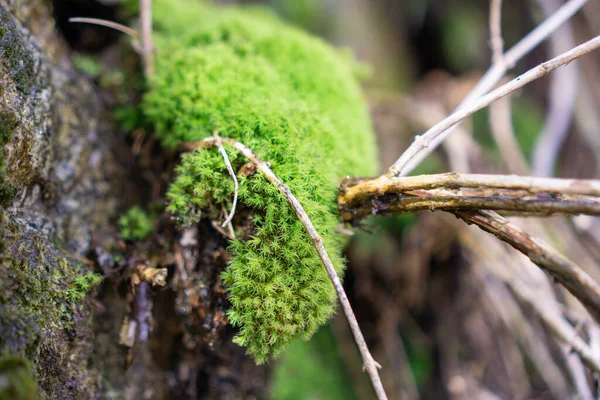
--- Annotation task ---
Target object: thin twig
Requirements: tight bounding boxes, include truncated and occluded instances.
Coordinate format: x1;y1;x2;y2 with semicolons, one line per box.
488;0;530;174
489;96;530;175
389;34;600;177
68;17;138;37
213;133;239;228
139;0;154;77
390;0;589;177
187;136;388;400
457;210;600;325
489;0;504;64
532;0;578;177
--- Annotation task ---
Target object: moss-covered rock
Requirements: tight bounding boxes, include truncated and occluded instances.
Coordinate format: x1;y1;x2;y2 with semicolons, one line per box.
0;2;127;397
0;215;100;398
140;0;378;363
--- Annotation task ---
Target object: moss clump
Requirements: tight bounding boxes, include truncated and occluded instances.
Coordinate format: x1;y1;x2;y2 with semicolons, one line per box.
118;206;154;241
140;0;378;363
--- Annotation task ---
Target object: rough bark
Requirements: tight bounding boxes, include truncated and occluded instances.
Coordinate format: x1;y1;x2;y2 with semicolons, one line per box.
0;1;268;398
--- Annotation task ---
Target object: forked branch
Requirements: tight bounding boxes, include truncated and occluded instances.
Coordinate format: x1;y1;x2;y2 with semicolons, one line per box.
338;174;600;325
390;33;600;177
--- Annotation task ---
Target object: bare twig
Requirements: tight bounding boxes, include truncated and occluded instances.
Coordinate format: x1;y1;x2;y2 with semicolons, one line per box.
489;0;504;64
213;134;239;228
186;136;388;400
457;210;600;325
68;17;138;37
489;96;530;175
390;0;590;177
488;0;531;174
532;0;578;177
139;0;154;77
389;34;600;177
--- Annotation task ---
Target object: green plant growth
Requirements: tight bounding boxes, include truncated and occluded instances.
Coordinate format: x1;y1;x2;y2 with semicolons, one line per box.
1;218;103;395
118;206;154;241
66;273;103;301
137;0;378;363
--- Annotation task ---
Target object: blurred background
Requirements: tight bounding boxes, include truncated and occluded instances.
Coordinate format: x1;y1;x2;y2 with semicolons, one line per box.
50;0;600;398
237;1;600;399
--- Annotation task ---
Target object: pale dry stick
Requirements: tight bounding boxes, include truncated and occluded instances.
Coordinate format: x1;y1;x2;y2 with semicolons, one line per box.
68;17;139;37
488;0;530;175
186;136;388;400
460;229;600;373
213;134;239;228
391;0;589;177
139;0;154;77
489;0;504;64
489;97;530;175
532;0;578;177
68;17;144;54
389;34;600;177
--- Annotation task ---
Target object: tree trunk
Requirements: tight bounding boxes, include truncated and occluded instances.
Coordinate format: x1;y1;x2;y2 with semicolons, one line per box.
0;1;268;398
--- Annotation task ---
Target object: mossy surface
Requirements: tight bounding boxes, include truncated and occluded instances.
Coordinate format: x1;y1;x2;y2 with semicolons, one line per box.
140;0;378;363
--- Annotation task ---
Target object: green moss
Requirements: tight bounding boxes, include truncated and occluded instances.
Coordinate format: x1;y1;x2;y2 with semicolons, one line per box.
139;0;378;363
118;206;154;241
0;218;100;394
0;356;39;400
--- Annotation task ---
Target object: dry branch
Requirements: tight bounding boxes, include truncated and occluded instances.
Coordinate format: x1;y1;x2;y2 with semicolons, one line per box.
339;189;600;220
532;0;578;177
338;174;600;326
186;137;388;400
389;34;600;177
339;172;600;206
456;210;600;325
